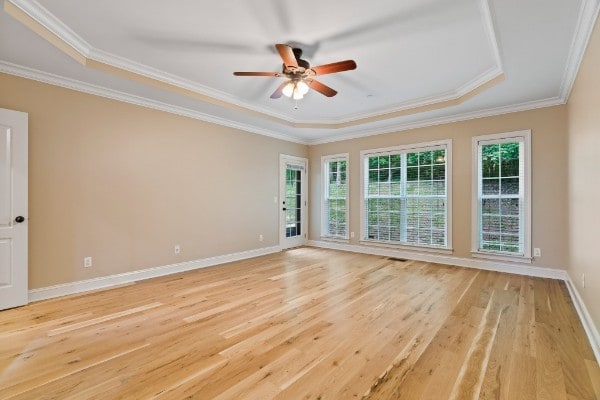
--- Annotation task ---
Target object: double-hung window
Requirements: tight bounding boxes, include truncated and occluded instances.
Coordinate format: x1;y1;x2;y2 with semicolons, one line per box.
472;130;531;259
322;154;349;239
360;141;452;249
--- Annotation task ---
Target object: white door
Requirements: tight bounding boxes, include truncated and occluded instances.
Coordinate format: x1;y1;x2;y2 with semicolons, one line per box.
279;155;308;249
0;108;28;310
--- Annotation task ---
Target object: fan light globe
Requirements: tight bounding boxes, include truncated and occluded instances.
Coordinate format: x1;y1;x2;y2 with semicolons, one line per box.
293;87;304;100
282;82;294;97
297;80;309;95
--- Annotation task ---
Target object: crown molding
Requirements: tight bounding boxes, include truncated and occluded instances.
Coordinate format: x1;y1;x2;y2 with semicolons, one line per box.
86;48;296;123
298;0;505;125
306;96;564;145
5;0;596;129
7;0;91;56
5;0;507;127
1;60;566;146
559;0;600;102
315;66;504;126
0;61;309;144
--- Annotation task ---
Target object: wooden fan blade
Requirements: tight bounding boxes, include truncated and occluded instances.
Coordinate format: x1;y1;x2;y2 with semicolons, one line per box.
276;44;298;68
311;60;357;76
233;72;280;76
270;81;289;99
307;79;337;97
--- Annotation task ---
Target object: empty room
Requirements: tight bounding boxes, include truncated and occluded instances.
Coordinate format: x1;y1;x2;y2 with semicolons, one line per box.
0;0;599;399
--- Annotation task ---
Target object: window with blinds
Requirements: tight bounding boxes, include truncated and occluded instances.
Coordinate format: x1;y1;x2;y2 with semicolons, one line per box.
472;131;531;258
322;154;348;239
360;141;451;249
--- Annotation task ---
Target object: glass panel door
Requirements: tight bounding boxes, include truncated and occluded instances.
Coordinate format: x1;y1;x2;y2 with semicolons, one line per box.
280;155;307;249
285;168;302;238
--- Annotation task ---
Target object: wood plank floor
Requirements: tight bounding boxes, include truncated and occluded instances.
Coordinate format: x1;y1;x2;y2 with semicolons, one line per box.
0;247;598;399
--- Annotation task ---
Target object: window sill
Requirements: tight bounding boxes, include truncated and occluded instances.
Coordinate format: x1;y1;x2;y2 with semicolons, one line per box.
471;251;532;264
320;236;350;244
359;240;453;255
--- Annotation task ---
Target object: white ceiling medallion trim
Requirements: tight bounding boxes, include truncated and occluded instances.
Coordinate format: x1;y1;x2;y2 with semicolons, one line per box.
8;0;91;57
307;97;564;145
0;61;308;144
6;0;505;126
559;0;600;101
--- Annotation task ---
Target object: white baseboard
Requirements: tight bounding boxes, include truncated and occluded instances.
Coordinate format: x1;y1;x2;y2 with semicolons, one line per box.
28;241;598;364
28;245;281;302
307;240;567;280
565;273;600;363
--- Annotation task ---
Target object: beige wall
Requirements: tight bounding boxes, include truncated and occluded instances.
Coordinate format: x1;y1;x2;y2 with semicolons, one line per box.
0;73;307;289
566;18;600;327
0;67;580;293
308;106;569;269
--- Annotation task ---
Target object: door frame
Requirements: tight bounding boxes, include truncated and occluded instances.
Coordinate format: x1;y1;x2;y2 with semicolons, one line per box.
279;154;308;249
0;108;28;310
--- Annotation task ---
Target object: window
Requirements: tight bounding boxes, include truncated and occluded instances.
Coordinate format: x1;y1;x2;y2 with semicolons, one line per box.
472;130;531;259
322;154;348;239
360;141;452;249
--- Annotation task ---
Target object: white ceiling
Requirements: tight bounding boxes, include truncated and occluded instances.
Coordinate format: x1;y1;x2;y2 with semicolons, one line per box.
0;0;598;143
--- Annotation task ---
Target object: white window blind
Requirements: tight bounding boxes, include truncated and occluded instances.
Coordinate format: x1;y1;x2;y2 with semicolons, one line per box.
472;130;531;259
322;155;348;238
361;141;451;248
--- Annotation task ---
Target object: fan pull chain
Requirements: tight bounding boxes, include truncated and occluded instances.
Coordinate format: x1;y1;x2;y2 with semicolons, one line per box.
294;100;299;110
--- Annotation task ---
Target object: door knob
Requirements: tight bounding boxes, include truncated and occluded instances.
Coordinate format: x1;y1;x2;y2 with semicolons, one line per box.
15;216;25;223
282;208;287;211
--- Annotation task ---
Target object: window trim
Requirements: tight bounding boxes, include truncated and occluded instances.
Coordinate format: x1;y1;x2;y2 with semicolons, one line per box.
359;140;453;251
321;153;350;240
471;130;532;261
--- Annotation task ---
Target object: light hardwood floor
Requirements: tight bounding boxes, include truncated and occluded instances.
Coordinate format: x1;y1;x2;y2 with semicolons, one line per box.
0;247;598;399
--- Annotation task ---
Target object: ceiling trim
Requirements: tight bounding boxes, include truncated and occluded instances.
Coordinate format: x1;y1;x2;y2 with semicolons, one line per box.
0;61;564;148
559;0;600;101
306;96;565;145
4;0;506;128
3;0;597;144
295;71;505;129
0;61;309;144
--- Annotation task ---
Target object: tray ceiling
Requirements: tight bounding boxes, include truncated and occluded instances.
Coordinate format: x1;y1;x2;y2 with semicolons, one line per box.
0;0;597;143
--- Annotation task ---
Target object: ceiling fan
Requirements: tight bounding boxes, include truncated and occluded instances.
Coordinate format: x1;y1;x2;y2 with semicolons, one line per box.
233;44;357;100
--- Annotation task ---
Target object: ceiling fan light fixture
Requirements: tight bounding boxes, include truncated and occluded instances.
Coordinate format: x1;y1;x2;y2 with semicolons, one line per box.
282;81;294;97
292;87;304;100
234;44;356;100
297;80;309;95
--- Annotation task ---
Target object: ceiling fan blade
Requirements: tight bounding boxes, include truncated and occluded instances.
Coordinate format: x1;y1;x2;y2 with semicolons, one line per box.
270;81;289;99
233;72;280;76
311;60;357;76
275;44;298;68
307;79;338;97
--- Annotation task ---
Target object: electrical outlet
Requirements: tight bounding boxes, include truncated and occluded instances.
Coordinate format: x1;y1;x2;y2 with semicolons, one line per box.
84;257;92;268
350;232;355;239
259;234;264;242
533;248;541;257
174;245;181;254
582;273;586;288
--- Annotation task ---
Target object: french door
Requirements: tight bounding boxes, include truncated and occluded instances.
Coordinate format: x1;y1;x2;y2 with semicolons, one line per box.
279;155;308;249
